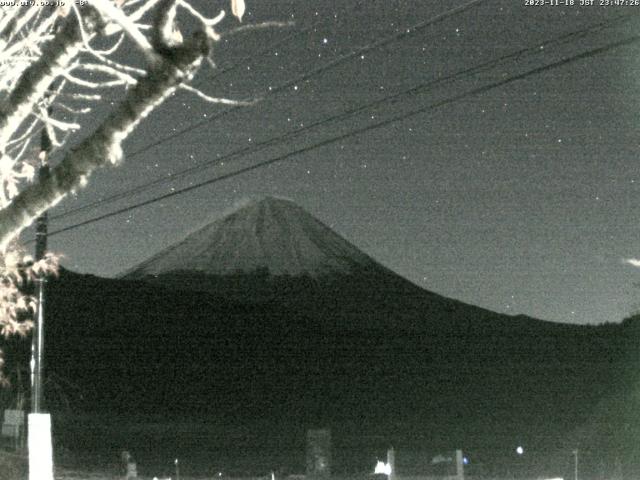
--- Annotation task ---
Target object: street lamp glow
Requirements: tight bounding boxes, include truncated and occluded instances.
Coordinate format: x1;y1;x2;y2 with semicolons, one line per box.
375;461;392;475
516;446;524;455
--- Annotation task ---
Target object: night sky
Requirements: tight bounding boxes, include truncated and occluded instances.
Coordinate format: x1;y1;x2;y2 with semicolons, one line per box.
29;0;640;325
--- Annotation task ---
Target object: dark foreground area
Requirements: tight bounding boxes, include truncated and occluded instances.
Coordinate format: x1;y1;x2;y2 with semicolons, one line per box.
46;412;636;480
1;265;639;479
4;247;640;480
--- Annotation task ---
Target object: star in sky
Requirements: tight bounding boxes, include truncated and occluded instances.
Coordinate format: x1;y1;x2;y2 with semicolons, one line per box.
40;0;640;325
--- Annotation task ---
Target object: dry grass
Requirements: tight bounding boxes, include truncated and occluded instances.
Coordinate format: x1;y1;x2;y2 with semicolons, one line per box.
0;449;27;480
55;472;236;480
0;453;116;480
54;469;117;480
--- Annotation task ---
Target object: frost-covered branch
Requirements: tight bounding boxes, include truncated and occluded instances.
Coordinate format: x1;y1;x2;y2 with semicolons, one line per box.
85;0;157;63
179;83;255;105
223;20;295;38
77;62;139;86
0;29;211;250
0;0;269;384
231;0;245;22
177;1;225;41
127;0;163;23
0;7;103;150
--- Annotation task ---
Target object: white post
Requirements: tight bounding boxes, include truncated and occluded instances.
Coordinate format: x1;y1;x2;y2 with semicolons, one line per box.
573;449;579;480
387;447;396;480
28;413;53;480
455;449;464;480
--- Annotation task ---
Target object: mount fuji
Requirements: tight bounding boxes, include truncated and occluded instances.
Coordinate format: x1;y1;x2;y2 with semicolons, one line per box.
123;196;380;279
121;196;448;312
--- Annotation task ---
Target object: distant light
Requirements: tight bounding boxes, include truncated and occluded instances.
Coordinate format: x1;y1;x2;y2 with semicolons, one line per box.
625;258;640;268
431;454;453;465
516;446;524;455
463;457;469;465
375;461;392;475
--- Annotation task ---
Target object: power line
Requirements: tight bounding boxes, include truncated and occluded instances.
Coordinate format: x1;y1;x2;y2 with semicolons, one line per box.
192;3;360;87
50;12;637;222
98;2;366;101
203;27;304;84
39;33;640;241
52;0;489;221
49;7;371;221
106;0;490;160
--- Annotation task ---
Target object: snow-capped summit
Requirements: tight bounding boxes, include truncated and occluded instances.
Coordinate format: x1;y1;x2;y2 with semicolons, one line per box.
124;196;379;278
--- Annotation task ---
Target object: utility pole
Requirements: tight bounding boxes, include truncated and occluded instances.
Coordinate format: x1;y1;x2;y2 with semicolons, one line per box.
28;110;54;480
573;449;579;480
30;164;48;411
30;118;51;414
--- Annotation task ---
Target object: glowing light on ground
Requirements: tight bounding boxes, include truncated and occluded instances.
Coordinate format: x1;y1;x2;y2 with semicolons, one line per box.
625;258;640;267
375;460;392;475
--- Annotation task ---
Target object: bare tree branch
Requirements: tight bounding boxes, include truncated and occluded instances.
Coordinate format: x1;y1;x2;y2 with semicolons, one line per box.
0;30;211;250
0;0;266;384
0;7;103;150
86;0;158;63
